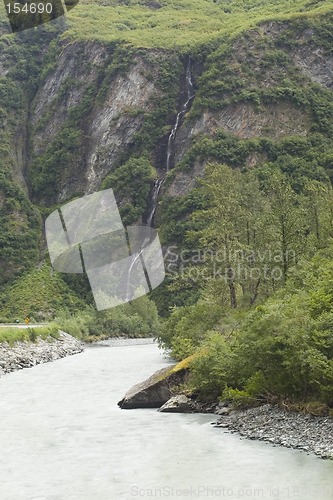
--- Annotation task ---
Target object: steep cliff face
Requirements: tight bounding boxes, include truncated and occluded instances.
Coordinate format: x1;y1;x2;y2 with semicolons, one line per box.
167;20;333;198
0;10;333;313
30;41;167;201
0;34;44;288
26;15;333;206
25;40;184;206
10;17;331;206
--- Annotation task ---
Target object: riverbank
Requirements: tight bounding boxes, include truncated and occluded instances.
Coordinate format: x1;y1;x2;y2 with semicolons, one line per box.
0;331;83;376
214;403;333;460
117;357;333;460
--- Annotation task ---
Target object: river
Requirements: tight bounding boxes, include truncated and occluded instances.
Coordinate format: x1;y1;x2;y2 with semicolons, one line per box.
0;340;332;500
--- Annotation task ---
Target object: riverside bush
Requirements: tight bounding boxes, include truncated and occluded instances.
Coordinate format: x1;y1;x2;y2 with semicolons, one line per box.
161;246;333;406
56;295;161;341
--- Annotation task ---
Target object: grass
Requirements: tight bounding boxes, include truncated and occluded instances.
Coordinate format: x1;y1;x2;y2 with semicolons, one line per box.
0;324;60;345
1;0;332;49
63;0;333;50
0;264;85;322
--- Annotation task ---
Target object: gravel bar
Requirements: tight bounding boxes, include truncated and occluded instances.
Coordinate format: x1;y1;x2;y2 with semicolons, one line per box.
0;331;83;377
214;404;333;460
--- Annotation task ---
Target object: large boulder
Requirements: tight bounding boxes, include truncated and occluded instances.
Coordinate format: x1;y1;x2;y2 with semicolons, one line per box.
118;356;194;409
158;394;199;413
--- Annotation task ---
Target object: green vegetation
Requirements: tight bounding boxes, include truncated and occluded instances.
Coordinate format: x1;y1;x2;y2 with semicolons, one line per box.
158;11;333;263
158;162;333;408
64;0;333;50
187;247;333;406
0;33;47;287
0;172;41;286
55;295;160;341
0;324;60;345
0;261;160;341
0;0;333;409
102;156;157;224
1;0;331;50
0;264;86;321
191;13;333;134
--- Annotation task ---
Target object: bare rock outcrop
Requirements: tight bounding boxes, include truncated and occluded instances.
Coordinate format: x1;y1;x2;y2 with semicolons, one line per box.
118;358;193;409
158;394;199;413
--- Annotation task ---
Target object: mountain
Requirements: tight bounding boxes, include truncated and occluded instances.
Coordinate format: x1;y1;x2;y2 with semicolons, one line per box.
0;0;332;319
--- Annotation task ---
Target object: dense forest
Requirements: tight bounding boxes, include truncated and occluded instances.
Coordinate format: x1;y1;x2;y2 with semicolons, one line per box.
0;0;333;410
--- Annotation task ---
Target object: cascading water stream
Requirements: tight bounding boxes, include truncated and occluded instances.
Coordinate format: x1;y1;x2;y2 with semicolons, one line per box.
126;178;164;300
145;57;195;229
166;57;195;173
146;178;164;227
126;60;194;300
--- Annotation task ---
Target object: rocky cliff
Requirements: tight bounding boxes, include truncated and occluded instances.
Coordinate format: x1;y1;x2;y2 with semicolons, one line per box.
0;7;333;316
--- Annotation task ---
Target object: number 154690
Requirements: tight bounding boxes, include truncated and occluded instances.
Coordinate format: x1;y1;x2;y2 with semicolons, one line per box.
6;2;53;14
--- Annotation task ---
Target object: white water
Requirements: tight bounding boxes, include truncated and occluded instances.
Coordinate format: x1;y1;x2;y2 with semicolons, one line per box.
145;57;195;228
0;341;332;500
166;58;195;172
146;178;164;228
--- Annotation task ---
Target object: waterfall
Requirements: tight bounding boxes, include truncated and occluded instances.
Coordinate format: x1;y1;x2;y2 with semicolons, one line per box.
146;178;164;227
127;59;195;299
145;57;195;228
166;57;195;172
125;249;142;302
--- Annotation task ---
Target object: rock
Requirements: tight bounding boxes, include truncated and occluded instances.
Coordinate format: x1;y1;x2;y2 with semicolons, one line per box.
215;422;230;428
31;42;167;201
215;407;232;416
158;395;198;413
0;330;83;377
118;356;194;409
214;404;333;460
